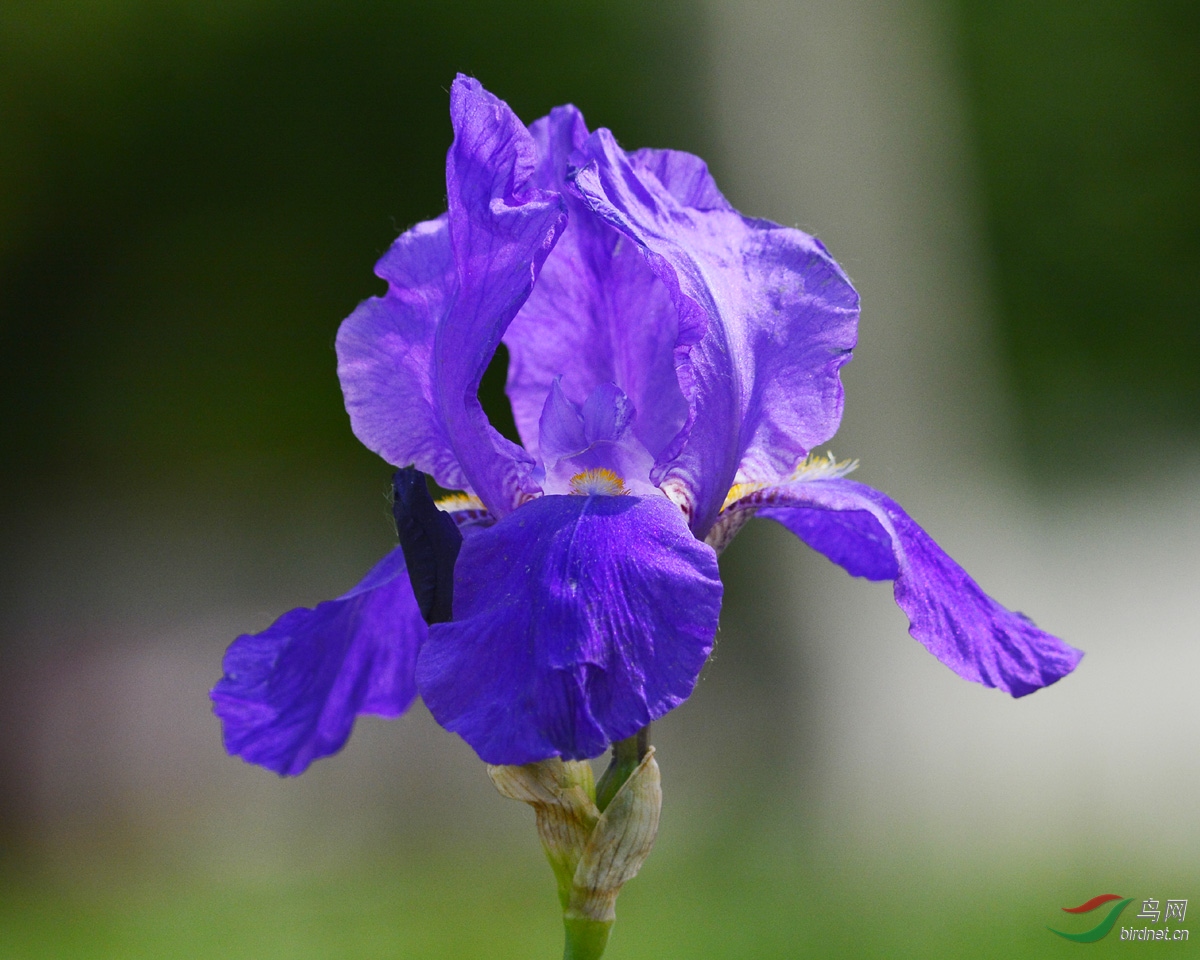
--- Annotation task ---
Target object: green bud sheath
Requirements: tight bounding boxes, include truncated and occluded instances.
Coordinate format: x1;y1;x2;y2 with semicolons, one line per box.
489;736;662;960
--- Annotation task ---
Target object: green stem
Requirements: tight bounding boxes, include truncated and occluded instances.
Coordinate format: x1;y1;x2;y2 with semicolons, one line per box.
563;916;613;960
594;726;649;813
559;726;652;959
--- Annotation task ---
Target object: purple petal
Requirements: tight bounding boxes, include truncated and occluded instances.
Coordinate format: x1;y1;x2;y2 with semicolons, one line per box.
537;378;590;462
337;217;471;491
537;381;658;497
570;130;859;538
417;494;723;764
211;547;426;776
338;76;566;514
437;76;567;513
767;500;899;581
580;381;636;444
537;379;639;464
628;147;735;212
503;105;688;463
750;478;1083;696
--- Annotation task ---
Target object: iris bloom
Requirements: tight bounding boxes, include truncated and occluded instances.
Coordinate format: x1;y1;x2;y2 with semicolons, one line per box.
212;76;1082;776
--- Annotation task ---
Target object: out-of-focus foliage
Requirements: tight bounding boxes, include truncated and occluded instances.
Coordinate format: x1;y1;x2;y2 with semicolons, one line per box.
1;836;1194;959
954;0;1200;475
0;0;710;499
4;0;1195;498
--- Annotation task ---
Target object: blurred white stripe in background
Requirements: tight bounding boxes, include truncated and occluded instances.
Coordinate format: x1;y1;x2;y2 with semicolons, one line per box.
702;0;1200;856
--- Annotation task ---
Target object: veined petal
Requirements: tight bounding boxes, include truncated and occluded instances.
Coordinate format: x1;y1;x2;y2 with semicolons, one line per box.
337;216;470;491
744;478;1083;697
211;547;426;776
538;378;591;461
438;75;567;514
627;147;735;213
416;494;723;764
570;130;859;538
338;76;566;514
503;105;688;463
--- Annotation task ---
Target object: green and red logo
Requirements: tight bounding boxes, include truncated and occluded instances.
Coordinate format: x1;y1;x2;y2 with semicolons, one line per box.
1049;894;1133;942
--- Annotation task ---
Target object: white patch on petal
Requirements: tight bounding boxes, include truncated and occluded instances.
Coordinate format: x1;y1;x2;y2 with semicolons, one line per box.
659;476;695;521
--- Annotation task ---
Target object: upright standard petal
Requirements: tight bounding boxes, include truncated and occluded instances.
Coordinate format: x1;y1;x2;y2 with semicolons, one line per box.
570;130;859;538
503;105;688;463
338;76;566;513
417;494;723;764
627;147;735;213
211;547;426;776
740;478;1083;696
436;76;567;514
337;216;471;492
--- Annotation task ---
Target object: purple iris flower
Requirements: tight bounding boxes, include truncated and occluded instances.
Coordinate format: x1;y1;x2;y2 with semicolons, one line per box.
211;76;1083;776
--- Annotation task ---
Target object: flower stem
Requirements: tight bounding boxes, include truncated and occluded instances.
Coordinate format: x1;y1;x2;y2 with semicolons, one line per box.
559;725;652;959
594;725;649;813
562;916;613;960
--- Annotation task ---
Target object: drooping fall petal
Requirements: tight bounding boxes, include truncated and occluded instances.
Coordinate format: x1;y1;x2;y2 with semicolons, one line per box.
746;477;1083;696
417;494;723;764
212;547;426;775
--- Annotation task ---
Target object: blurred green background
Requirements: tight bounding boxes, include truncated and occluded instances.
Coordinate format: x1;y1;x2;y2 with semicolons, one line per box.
956;0;1200;472
0;0;710;501
1;0;1197;957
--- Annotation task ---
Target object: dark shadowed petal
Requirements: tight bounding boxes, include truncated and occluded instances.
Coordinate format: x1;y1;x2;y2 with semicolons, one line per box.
436;76;567;514
211;547;426;776
745;478;1082;696
503;106;688;463
417;494;723;764
570;130;859;538
392;467;463;625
